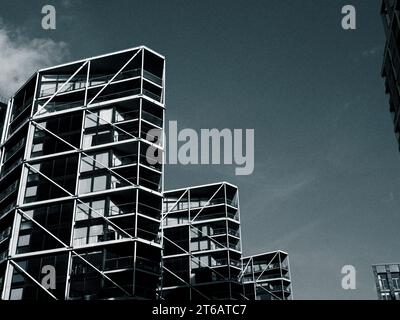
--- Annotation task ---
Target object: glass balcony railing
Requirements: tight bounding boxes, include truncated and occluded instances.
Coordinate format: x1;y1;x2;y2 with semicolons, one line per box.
189;197;238;209
103;255;134;271
83;130;139;148
90;68;162;87
11;98;33;122
142;110;163;127
138;176;161;192
143;70;162;86
140;154;162;171
0;202;16;220
4;139;25;162
136;227;161;243
1;158;23;179
143;89;161;102
0;181;19;203
137;202;162;219
0;249;8;262
210;227;240;237
39;81;86;97
114;109;139;123
136;255;160;274
37;69;163;105
252;262;289;274
210;258;241;268
112;153;138;167
89;69;142;87
109;202;137;217
36;99;83;115
0;227;11;243
89;88;141;105
191;211;236;222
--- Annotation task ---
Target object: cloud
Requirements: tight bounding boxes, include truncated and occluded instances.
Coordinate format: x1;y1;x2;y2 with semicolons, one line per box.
269;173;316;200
61;0;83;9
250;170;317;204
361;46;380;58
0;24;69;99
61;0;74;8
267;218;323;249
381;191;395;203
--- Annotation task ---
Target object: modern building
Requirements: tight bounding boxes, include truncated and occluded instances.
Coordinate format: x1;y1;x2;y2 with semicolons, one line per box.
241;251;292;300
0;46;291;301
381;0;400;148
0;102;6;138
372;263;400;300
0;46;165;300
161;182;244;300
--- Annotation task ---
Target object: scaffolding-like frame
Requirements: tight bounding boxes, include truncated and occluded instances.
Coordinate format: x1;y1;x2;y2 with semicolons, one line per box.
0;46;166;300
161;182;245;300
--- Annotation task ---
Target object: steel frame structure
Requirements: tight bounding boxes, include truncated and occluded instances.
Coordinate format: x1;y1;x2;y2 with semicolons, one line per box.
241;251;292;300
372;263;400;300
0;46;293;301
160;182;245;300
381;0;400;149
0;46;166;300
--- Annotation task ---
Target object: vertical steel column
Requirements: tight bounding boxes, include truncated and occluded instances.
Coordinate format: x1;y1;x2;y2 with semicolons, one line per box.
3;72;39;300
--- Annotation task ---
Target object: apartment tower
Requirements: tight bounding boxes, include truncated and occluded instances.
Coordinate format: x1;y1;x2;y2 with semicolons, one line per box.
0;46;165;300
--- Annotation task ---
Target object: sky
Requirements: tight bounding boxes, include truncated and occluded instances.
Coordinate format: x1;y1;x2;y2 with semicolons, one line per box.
0;0;397;299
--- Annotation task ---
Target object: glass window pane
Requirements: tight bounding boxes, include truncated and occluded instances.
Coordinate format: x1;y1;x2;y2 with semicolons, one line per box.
93;176;107;192
79;178;91;194
74;227;87;238
10;288;23;300
95;152;109;168
25;186;38;197
85;113;98;128
81;157;94;172
91;200;106;216
89;225;103;236
390;265;400;273
99;109;112;124
199;240;208;251
200;256;208;267
76;206;89;221
18;235;30;247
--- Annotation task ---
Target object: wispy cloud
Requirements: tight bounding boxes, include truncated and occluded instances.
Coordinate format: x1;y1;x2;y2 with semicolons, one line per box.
61;0;83;9
381;191;395;203
61;0;74;8
267;218;324;249
361;46;380;58
268;172;316;200
0;23;69;98
248;170;318;205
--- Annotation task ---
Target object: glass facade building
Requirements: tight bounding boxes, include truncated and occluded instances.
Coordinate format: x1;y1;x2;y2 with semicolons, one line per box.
372;264;400;300
242;251;292;300
161;182;244;300
0;47;291;301
381;0;400;147
0;102;6;140
0;46;165;300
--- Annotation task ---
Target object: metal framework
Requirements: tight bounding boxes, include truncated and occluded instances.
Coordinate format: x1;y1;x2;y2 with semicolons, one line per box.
0;46;166;300
381;0;400;150
241;251;292;300
372;263;400;300
160;182;244;300
0;46;293;301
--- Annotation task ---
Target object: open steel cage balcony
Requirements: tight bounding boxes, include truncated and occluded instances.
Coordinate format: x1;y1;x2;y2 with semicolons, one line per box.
0;46;166;300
